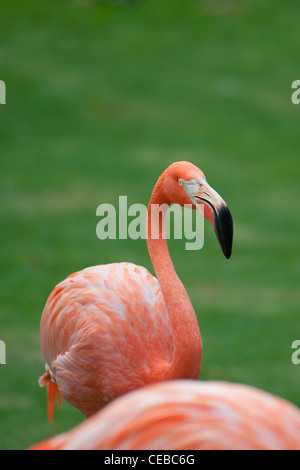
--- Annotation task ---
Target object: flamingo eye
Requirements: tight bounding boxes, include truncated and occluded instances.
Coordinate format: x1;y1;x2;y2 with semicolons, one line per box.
178;179;183;186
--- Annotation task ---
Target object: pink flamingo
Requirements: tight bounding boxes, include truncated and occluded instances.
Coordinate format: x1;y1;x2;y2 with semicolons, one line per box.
39;161;233;421
31;380;300;450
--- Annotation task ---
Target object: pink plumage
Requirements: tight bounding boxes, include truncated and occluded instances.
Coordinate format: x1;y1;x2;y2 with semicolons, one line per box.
31;380;300;450
40;263;174;418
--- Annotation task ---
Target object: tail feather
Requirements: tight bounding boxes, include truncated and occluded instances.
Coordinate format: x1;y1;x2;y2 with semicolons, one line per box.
39;367;62;423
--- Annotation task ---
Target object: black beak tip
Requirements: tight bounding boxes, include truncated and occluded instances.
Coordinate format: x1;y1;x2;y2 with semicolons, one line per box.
214;204;233;260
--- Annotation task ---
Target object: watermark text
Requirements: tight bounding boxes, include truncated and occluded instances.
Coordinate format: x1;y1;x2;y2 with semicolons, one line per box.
0;340;6;364
291;80;300;105
96;196;204;250
0;80;6;104
291;340;300;365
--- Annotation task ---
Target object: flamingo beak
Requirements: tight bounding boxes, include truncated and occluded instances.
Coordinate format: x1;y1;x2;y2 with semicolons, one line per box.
194;182;233;259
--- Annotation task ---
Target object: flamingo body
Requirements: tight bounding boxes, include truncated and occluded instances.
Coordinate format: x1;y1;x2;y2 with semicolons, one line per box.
40;263;175;418
31;380;300;450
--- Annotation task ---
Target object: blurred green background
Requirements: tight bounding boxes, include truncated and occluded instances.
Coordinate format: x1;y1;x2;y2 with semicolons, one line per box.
0;0;299;450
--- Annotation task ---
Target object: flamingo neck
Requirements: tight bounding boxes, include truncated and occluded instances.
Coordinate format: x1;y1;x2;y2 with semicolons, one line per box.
146;181;202;379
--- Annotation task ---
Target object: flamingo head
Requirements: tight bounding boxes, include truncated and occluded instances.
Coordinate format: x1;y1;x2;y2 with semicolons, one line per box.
163;161;233;259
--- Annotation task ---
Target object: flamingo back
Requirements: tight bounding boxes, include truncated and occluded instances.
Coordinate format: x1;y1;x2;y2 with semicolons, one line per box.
32;380;300;450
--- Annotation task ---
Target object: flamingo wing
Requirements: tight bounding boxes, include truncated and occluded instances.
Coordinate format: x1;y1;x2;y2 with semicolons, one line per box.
40;262;173;418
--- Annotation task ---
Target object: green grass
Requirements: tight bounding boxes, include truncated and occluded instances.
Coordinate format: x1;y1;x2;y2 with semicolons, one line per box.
0;0;299;450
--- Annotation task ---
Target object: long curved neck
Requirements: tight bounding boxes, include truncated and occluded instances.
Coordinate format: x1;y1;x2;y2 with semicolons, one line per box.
146;180;202;379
